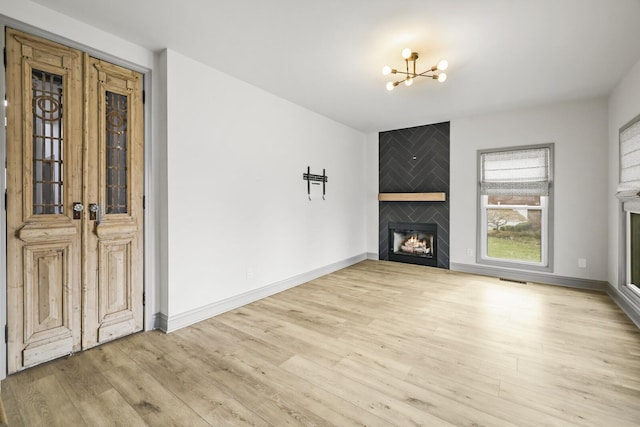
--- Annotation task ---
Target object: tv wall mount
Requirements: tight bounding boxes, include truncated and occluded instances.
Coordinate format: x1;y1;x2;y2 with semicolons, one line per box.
303;166;328;200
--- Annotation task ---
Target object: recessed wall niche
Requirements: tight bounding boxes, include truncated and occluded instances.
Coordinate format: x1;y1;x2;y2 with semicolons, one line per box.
378;122;450;268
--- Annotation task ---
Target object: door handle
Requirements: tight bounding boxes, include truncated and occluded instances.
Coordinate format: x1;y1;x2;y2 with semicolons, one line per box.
89;203;102;224
73;202;84;220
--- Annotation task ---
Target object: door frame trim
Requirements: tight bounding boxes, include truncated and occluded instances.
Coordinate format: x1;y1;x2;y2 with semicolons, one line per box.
0;16;157;380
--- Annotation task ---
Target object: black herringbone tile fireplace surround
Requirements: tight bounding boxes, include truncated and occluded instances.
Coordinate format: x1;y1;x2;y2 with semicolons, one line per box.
379;122;450;268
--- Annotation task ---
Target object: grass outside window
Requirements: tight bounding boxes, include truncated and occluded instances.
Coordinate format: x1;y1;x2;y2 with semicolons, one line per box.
487;231;541;262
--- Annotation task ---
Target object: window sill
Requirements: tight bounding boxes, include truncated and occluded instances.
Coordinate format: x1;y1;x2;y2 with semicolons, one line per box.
477;257;553;274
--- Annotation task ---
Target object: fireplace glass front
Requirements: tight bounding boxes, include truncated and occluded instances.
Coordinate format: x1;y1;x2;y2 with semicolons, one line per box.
388;222;438;267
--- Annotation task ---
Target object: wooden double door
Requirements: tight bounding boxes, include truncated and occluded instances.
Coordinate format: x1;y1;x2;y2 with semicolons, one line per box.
5;29;144;373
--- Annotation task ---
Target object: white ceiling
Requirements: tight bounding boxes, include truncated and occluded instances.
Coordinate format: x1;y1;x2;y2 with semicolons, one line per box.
32;0;640;132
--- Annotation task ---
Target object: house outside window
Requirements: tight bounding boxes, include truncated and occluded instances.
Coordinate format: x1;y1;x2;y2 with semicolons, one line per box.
477;144;553;272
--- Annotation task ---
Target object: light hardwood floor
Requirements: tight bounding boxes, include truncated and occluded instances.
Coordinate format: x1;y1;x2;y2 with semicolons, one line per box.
3;260;640;426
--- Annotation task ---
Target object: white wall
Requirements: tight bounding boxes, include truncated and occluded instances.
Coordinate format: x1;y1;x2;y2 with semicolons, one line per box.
608;58;640;289
450;98;609;281
165;50;367;319
365;132;379;256
155;50;169;316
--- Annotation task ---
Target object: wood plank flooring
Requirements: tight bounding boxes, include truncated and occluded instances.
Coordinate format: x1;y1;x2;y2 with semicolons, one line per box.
3;260;640;426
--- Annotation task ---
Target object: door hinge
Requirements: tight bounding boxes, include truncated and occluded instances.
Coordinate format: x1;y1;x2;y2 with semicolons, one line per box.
4;190;6;211
4;325;7;344
142;90;145;104
3;47;6;69
143;195;145;209
143;292;146;306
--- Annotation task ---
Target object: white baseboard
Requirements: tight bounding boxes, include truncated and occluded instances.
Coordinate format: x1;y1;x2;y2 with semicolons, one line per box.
449;262;607;292
159;253;367;333
153;312;168;331
366;252;378;260
607;284;640;329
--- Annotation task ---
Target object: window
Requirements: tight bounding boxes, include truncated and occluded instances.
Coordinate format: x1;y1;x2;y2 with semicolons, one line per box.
618;114;640;299
478;144;553;271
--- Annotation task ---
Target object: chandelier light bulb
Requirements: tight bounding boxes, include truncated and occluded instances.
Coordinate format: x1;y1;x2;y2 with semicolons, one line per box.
402;48;412;59
382;65;392;76
437;60;449;71
438;73;447;83
386;81;395;91
405;77;413;86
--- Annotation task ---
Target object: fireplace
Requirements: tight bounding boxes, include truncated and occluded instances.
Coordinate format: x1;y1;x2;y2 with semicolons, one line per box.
388;222;438;267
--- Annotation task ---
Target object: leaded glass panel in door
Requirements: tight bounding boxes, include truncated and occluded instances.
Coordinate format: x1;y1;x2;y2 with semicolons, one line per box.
32;69;64;215
105;91;128;214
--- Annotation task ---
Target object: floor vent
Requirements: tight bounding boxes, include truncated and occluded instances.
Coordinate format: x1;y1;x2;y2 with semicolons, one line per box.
499;277;527;284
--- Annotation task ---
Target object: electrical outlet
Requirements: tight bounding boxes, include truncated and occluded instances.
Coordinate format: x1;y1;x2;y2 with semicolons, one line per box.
466;248;473;257
246;268;255;280
578;258;587;268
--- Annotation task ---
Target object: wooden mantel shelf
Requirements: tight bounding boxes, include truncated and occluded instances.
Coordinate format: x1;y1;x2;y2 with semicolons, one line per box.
378;192;446;202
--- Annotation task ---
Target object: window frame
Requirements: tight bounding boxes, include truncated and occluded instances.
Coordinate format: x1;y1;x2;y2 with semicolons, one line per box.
476;143;554;273
619;114;640;304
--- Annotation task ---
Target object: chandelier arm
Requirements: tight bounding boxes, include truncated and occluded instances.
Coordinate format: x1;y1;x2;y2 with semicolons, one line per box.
392;70;436;77
416;70;435;78
392;70;435;78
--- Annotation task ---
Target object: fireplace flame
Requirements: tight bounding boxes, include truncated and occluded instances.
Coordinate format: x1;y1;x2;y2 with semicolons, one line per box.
400;235;430;254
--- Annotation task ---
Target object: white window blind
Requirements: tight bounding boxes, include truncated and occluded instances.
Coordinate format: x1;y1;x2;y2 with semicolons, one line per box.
480;147;550;196
618;117;640;212
620;119;640;189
